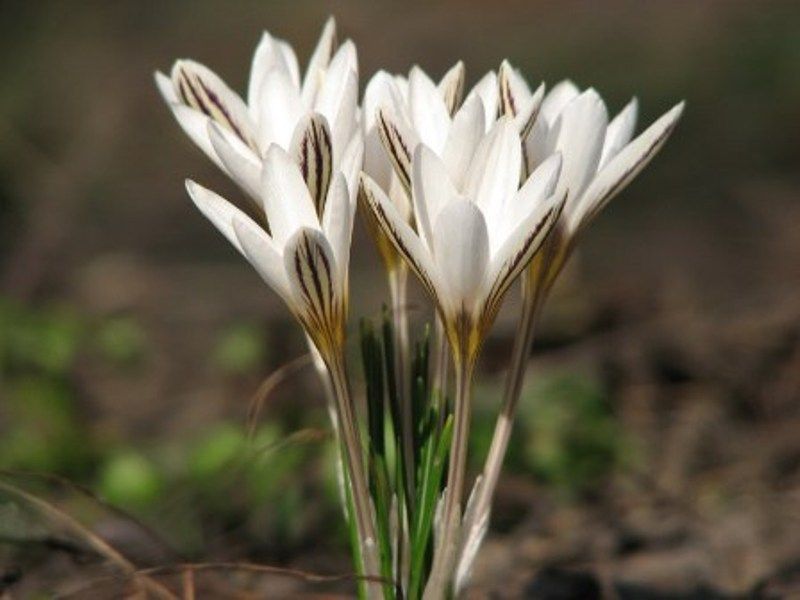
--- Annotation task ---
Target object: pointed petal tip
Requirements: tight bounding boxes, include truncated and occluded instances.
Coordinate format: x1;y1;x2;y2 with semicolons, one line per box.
184;179;208;208
581;87;603;102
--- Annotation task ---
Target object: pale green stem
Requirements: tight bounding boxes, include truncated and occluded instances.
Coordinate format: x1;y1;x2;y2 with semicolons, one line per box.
454;275;544;589
432;316;449;412
328;351;383;599
422;351;474;600
389;267;416;508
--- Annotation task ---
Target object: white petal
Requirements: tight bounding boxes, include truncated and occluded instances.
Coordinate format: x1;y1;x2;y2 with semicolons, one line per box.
257;68;304;150
248;32;299;115
433;200;489;314
524;117;550;174
208;121;262;201
154;70;178;104
569;101;684;232
409;66;451;153
465;71;499;130
316;65;358;166
277;40;301;89
412;145;463;254
185;179;256;254
550;88;608;207
600;97;638;169
170;105;224;170
364;127;393;192
360;173;442;302
302;16;337;106
339;133;364;205
261;145;320;245
540;79;579;125
322;173;352;284
441;96;486;190
231;216;292;303
465;118;522;246
505;152;562;231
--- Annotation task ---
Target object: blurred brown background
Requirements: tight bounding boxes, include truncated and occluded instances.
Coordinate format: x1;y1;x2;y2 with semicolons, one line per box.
1;1;799;597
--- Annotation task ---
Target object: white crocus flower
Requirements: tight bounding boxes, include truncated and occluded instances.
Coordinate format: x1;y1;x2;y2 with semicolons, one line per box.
362;117;564;363
455;78;685;595
185;137;382;591
185;137;361;358
155;18;359;205
362;117;565;597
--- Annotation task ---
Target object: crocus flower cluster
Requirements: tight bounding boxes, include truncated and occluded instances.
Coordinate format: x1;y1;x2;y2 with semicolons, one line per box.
157;17;683;599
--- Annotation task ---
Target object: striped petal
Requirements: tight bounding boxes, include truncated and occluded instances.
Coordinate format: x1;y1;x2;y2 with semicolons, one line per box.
569;102;684;232
498;60;531;118
170;60;256;151
438;61;466;116
360;173;442;302
376;106;418;194
283;227;342;341
481;189;565;324
516;82;545;140
290;112;333;216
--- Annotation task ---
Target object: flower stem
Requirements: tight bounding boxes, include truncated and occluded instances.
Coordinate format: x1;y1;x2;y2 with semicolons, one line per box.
431;314;450;412
328;351;383;598
389;267;416;509
423;351;474;599
454;274;543;589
